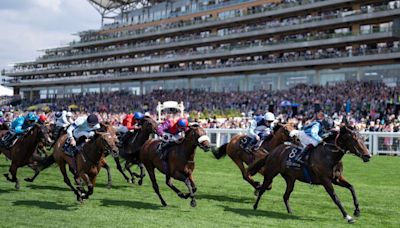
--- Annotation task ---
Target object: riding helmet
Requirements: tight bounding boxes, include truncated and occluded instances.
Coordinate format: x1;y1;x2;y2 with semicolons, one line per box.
26;112;38;121
177;118;189;129
87;114;99;125
134;112;145;120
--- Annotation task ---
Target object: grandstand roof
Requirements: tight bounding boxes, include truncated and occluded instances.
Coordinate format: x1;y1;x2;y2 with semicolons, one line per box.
87;0;163;11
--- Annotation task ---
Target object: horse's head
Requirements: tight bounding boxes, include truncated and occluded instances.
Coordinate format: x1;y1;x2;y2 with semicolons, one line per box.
337;126;371;162
97;123;119;157
142;116;158;134
35;123;53;146
273;122;299;145
185;124;211;152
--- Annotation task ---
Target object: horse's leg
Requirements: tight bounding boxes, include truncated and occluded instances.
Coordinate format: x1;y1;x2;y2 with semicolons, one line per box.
333;175;360;217
80;173;93;199
126;162;140;178
4;162;20;190
114;157;131;183
282;174;296;214
165;175;188;199
146;165;167;206
101;159;112;189
59;162;82;202
137;163;145;186
322;179;354;223
184;177;196;207
253;176;273;210
232;157;260;190
188;174;197;193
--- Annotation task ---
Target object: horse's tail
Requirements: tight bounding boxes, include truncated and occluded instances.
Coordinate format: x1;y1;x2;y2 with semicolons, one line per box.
211;143;228;159
39;153;55;170
247;155;269;176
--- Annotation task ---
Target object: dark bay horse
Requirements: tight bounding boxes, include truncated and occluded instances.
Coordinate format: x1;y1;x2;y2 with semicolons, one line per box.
248;126;371;223
52;124;119;201
211;123;296;190
113;116;158;184
140;124;211;207
0;123;52;190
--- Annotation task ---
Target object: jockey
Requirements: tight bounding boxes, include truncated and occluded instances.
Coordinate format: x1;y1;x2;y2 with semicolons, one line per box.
118;112;145;145
294;111;332;164
156;117;189;160
66;114;100;154
0;112;38;148
246;112;275;152
53;110;74;142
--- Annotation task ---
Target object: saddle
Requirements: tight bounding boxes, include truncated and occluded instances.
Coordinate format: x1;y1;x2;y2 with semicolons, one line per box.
286;146;313;184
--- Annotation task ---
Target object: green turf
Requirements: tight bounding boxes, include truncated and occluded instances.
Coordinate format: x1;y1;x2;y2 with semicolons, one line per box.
0;151;399;228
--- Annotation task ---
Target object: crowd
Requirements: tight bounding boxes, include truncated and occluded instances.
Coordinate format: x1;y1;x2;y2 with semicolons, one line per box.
7;81;398;133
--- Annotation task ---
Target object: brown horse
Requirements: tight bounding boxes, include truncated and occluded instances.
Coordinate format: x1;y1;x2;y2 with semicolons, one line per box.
211;123;296;190
140;124;211;207
51;123;119;201
24;124;115;189
248;126;371;223
0;123;52;190
113;116;158;185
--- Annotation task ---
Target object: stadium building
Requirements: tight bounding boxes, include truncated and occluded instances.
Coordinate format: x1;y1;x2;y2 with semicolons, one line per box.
3;0;400;100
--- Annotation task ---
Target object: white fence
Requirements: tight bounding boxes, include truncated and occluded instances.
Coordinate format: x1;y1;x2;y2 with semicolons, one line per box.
204;128;400;156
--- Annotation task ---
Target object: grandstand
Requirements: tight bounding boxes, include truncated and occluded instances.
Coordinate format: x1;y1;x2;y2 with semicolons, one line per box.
2;0;400;100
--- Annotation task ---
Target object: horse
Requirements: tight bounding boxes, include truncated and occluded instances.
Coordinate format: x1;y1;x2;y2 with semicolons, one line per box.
140;124;211;207
0;123;9;131
211;123;296;191
113;116;158;185
51;123;119;201
24;123;115;188
0;123;52;190
248;126;371;223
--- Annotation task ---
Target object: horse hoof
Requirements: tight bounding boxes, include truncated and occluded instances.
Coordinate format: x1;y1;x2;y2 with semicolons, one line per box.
346;215;355;224
107;183;112;189
354;210;360;217
161;201;167;207
138;179;143;186
253;205;258;210
24;178;33;182
15;184;20;190
3;173;9;180
190;199;197;208
177;192;186;199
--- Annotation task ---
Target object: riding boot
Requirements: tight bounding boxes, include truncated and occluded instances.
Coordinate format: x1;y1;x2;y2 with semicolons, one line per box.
253;140;264;151
296;144;314;165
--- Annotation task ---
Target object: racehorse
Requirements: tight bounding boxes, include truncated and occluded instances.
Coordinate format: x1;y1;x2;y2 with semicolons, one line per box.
51;123;118;201
0;123;52;190
140;124;211;207
211;123;296;190
113;116;158;185
24;124;115;189
248;126;371;223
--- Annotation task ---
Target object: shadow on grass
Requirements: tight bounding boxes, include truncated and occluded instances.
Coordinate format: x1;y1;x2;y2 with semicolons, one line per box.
197;193;253;204
220;205;315;221
27;184;67;191
12;200;77;211
96;183;131;190
0;188;13;194
100;199;163;210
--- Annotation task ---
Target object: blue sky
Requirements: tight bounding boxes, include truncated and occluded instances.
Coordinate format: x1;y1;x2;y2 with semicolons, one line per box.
0;0;101;70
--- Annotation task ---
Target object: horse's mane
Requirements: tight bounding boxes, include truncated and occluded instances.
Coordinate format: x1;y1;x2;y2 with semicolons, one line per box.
273;123;283;132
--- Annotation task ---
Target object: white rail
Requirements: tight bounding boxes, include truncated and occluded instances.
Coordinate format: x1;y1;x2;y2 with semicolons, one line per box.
204;128;400;156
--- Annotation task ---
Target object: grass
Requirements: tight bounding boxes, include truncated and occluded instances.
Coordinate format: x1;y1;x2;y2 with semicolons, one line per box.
0;151;399;228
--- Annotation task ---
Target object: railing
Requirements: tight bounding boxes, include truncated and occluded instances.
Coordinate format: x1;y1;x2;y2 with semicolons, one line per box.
204;128;400;156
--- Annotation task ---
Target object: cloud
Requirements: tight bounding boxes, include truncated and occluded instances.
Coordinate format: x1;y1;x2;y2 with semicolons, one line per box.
0;0;100;70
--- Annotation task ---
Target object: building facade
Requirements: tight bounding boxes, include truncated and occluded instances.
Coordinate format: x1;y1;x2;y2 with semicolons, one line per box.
3;0;400;100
